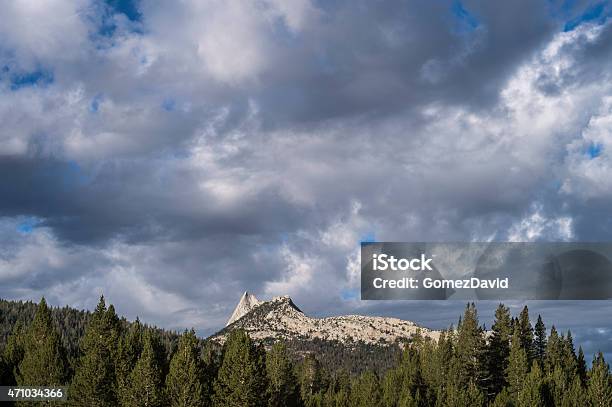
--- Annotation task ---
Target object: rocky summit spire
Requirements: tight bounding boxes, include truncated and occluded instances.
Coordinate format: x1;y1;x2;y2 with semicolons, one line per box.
226;291;261;326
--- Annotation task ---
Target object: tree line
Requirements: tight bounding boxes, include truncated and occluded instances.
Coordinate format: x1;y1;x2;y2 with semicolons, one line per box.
1;298;611;406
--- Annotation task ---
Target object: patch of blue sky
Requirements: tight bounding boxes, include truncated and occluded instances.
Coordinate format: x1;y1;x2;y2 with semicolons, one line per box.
162;98;176;112
340;288;359;301
92;0;143;39
586;142;603;158
17;217;40;234
269;17;305;45
106;0;142;23
451;0;480;34
360;231;376;244
564;2;608;31
97;19;118;38
7;68;54;91
62;161;94;187
257;239;286;256
548;179;563;190
90;94;104;113
314;52;338;75
278;232;289;244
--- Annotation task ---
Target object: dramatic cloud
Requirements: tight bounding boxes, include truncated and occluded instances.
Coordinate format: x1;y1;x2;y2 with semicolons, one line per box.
0;0;611;359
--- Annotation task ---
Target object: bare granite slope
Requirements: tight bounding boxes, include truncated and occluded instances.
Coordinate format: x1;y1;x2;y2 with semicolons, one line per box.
212;294;440;345
226;291;261;326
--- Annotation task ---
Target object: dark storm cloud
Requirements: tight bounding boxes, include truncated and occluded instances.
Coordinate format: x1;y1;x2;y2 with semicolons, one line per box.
0;155;305;244
251;0;558;125
0;0;611;359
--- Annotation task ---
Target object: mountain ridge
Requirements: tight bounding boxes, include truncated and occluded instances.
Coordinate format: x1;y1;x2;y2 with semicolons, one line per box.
212;293;441;346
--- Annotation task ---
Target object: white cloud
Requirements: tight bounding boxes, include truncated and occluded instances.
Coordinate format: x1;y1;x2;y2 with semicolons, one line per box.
0;0;88;66
142;0;318;85
507;204;574;242
194;1;269;84
263;0;318;32
263;244;316;298
562;97;612;199
0;218;107;300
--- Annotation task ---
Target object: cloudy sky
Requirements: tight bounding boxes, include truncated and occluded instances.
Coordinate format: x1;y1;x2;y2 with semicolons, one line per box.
1;0;611;358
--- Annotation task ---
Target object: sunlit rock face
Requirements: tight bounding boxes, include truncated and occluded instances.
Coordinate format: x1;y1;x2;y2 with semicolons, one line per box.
215;293;440;345
226;291;261;326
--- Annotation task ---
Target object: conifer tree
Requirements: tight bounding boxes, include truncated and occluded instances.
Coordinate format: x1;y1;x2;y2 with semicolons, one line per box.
588;352;612;407
441;381;484;407
124;330;165;407
105;305;122;356
455;303;485;388
561;330;577;380
327;370;350;407
266;342;299;407
70;296;121;406
382;367;401;407
349;371;381;407
0;354;7;385
16;298;68;398
506;325;528;399
212;329;268;407
321;384;335;407
165;329;205;407
304;391;323;407
202;340;220;372
397;389;419;407
533;315;547;365
564;330;575;356
419;329;452;401
487;304;512;397
576;346;587;385
201;340;219;405
297;353;324;402
334;387;350;407
544;326;563;373
2;321;26;386
545;329;579;405
547;364;569;406
561;375;587;407
491;388;512;407
517;306;534;363
516;362;544;407
116;318;144;405
439;382;461;407
435;329;454;383
397;346;426;404
464;381;485;407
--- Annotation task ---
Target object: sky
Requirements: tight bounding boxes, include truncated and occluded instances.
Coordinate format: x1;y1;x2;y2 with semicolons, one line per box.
0;0;612;360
